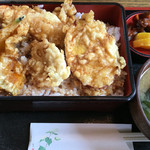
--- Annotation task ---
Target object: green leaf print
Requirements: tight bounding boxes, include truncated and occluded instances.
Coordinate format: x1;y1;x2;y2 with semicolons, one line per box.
45;137;52;146
55;137;61;141
38;129;61;150
51;131;58;135
38;146;46;150
39;139;45;142
46;130;58;135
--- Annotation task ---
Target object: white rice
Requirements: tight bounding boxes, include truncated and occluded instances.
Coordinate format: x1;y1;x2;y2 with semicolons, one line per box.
20;77;81;96
107;26;121;42
20;56;28;65
75;12;84;19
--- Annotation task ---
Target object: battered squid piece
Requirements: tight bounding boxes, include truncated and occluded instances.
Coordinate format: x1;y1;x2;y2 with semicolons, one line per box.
26;39;70;88
65;10;126;96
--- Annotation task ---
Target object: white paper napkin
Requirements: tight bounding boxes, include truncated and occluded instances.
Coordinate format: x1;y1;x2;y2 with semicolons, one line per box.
28;123;133;150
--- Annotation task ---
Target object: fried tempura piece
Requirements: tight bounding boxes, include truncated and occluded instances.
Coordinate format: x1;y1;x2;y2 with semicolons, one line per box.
53;0;77;33
0;5;65;48
28;8;65;48
0;16;27;55
74;71;127;96
0;5;33;27
26;39;70;87
65;11;126;94
0;56;25;95
0;15;28;95
0;4;69;95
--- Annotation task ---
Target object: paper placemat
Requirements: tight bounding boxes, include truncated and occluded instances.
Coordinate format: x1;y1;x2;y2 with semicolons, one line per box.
28;123;133;150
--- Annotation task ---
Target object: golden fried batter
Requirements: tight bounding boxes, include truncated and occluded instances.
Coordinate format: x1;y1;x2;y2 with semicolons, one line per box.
26;39;70;87
0;5;65;48
73;71;127;96
0;56;25;95
0;12;28;95
53;0;77;33
65;11;126;90
0;4;70;95
28;8;65;48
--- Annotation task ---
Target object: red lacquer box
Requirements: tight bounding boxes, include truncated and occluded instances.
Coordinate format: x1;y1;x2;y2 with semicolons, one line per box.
0;1;135;111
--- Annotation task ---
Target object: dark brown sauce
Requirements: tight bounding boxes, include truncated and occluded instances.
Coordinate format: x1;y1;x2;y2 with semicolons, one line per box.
128;12;150;41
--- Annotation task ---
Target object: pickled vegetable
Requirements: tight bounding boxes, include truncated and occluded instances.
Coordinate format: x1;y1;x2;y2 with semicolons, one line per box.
133;32;150;49
127;12;150;41
133;38;150;49
135;32;150;40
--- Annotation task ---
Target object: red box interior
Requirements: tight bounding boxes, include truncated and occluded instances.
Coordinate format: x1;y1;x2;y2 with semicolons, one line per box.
3;3;132;97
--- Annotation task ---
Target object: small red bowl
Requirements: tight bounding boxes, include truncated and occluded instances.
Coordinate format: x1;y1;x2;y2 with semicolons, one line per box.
126;11;150;58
